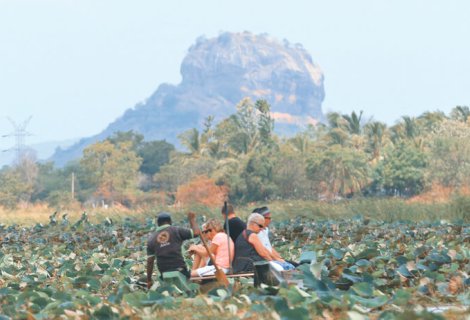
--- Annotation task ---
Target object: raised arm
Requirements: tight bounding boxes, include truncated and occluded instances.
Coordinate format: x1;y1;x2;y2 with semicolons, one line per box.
187;212;201;237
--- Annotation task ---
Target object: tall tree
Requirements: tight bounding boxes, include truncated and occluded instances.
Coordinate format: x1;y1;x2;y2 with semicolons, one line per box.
107;130;144;151
138;140;175;176
417;111;446;131
178;128;201;155
426;119;470;188
79;140;142;205
390;116;420;147
450;105;470;123
326;112;344;129
214;98;277;155
364;121;387;162
255;99;276;149
272;145;313;199
380;142;427;196
0;168;27;208
307;145;370;199
0;150;38;208
342;110;363;135
32;162;69;202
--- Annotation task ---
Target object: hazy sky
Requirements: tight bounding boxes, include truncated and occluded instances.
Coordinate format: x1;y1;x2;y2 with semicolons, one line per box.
1;0;469;153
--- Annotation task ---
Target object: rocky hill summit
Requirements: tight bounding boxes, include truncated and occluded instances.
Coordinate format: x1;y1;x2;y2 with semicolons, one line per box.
51;32;325;166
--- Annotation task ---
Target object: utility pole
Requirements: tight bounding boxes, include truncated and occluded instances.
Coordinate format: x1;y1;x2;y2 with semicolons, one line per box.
2;116;33;164
71;172;75;200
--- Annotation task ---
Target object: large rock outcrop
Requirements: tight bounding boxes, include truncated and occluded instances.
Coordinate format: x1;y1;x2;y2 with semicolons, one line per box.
51;32;325;166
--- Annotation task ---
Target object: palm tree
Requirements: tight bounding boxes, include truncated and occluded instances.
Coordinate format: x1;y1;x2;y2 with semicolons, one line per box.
328;127;349;146
403;116;419;139
364;121;387;162
390;116;419;144
418;111;446;131
307;145;370;199
325;111;365;148
326;112;343;128
288;133;311;155
450;106;470;123
178;128;200;155
342;110;363;135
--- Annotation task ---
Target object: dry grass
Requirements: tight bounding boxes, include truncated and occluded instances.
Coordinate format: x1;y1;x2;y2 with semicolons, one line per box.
2;192;469;227
0;203;59;225
407;183;470;204
0;203;150;226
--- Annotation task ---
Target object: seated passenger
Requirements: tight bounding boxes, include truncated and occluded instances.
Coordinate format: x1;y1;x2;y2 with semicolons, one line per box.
189;219;234;277
188;221;211;271
232;213;275;273
253;207;296;271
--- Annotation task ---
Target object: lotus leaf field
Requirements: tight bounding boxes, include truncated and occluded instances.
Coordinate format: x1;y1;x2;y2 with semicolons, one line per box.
0;212;469;319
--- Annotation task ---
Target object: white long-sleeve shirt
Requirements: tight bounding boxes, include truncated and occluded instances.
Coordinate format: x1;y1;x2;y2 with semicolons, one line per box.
257;227;273;252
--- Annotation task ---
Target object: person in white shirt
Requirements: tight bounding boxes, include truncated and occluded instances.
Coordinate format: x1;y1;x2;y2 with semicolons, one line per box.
253;206;296;271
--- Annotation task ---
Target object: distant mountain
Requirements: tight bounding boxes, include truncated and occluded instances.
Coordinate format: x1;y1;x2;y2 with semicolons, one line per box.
0;138;78;168
51;32;325;167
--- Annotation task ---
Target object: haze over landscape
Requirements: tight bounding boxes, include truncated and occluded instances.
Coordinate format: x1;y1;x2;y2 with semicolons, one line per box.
1;0;470;166
1;3;470;317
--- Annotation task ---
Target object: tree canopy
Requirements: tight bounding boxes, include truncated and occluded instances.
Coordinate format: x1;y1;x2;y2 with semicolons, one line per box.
1;102;469;209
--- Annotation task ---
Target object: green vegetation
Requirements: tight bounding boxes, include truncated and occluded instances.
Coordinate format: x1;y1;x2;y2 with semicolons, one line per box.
1;102;470;223
0;213;467;319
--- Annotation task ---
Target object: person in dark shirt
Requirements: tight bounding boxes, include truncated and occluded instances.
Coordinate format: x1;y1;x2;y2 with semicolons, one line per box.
232;213;272;273
146;211;200;289
222;204;246;243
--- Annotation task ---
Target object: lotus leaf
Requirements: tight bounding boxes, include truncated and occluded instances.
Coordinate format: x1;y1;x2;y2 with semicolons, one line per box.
93;305;118;320
391;289;412;306
349;295;388;309
279;286;307;305
347;310;370;320
350;282;374;298
329;248;345;260
427;253;451;266
355;249;379;260
123;292;147;307
251;303;269;312
279;307;310;320
342;269;363;283
355;259;372;268
377;310;398;320
0;214;468;318
397;264;413;278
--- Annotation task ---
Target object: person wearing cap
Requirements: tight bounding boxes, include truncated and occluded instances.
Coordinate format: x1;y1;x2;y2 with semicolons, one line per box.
232;213;273;273
254;206;296;270
221;204;246;243
146;211;200;289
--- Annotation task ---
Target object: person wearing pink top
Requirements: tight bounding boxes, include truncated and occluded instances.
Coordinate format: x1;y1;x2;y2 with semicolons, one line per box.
189;219;234;277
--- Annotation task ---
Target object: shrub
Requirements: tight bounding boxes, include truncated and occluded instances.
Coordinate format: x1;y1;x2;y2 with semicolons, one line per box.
175;175;228;208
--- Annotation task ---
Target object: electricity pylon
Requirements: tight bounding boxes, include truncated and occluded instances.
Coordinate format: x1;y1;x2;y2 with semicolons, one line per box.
2;116;33;164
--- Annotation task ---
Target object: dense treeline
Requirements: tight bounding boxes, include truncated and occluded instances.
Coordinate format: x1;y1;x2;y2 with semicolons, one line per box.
1;99;469;210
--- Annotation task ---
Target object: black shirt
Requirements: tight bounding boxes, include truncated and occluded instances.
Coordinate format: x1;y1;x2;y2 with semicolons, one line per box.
233;229;264;273
147;224;194;274
223;216;246;243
